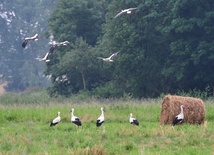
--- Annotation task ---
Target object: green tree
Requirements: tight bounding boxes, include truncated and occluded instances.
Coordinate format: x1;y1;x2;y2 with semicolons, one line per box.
47;0;214;98
47;0;110;96
47;38;104;96
48;0;106;47
161;0;214;95
97;0;170;97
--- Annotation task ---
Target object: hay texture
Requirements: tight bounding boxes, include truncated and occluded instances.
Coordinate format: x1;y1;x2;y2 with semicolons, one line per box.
160;95;205;125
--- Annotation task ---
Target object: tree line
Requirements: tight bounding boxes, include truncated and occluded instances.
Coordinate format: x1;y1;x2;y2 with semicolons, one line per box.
46;0;214;98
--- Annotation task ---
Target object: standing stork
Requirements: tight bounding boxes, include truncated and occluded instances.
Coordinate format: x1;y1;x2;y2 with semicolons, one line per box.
22;34;38;48
96;108;105;127
172;105;185;126
70;108;82;127
50;112;61;127
129;113;139;126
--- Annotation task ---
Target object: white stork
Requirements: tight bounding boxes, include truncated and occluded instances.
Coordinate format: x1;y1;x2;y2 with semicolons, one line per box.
50;40;70;47
114;7;137;18
50;112;61;127
130;113;139;126
45;40;69;61
96;107;105;127
22;34;38;48
172;105;185;126
70;108;82;127
97;52;119;62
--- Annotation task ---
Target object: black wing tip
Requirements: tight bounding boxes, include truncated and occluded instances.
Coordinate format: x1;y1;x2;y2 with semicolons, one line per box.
50;121;58;127
22;43;26;48
172;117;182;126
22;40;28;48
96;120;104;127
73;121;82;126
133;120;139;126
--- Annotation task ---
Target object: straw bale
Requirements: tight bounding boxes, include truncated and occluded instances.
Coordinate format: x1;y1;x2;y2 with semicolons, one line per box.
160;95;205;125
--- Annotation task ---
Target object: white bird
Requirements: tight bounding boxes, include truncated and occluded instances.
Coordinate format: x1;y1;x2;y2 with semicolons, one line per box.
35;52;50;62
50;112;61;127
96;108;105;127
35;42;58;62
35;40;65;62
114;7;137;18
97;52;119;62
50;40;70;47
70;108;82;127
130;113;139;126
47;41;69;58
22;34;38;48
172;105;185;126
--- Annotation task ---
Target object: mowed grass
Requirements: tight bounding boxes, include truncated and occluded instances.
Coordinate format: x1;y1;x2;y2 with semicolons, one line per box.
0;97;214;155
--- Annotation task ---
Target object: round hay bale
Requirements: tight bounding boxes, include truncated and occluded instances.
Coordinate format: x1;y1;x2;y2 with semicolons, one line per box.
160;95;205;125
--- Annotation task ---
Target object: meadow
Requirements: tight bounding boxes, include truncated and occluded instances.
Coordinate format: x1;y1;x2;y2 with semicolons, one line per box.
0;91;214;155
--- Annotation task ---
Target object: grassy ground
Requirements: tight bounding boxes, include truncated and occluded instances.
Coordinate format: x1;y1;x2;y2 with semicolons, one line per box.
0;95;213;154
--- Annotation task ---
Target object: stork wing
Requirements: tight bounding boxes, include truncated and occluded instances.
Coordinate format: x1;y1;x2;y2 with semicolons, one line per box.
133;119;139;126
114;11;124;18
128;7;137;11
52;116;60;124
97;116;104;122
109;52;119;59
25;34;38;40
75;117;81;121
35;58;43;61
43;52;50;60
32;34;38;40
60;41;70;46
35;52;50;61
97;57;105;60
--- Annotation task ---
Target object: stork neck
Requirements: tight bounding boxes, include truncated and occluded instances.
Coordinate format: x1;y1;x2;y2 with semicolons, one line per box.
180;106;184;114
101;110;104;117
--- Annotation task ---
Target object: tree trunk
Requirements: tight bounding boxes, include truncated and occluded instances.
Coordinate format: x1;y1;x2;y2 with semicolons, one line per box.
81;70;86;91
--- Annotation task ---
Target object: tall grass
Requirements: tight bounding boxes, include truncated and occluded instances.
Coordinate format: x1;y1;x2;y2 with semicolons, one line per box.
0;92;214;154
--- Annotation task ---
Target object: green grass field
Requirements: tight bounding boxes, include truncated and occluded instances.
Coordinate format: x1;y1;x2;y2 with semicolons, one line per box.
0;94;214;155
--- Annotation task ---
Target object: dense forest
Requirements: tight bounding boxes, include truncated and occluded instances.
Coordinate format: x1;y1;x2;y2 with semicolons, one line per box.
0;0;214;98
